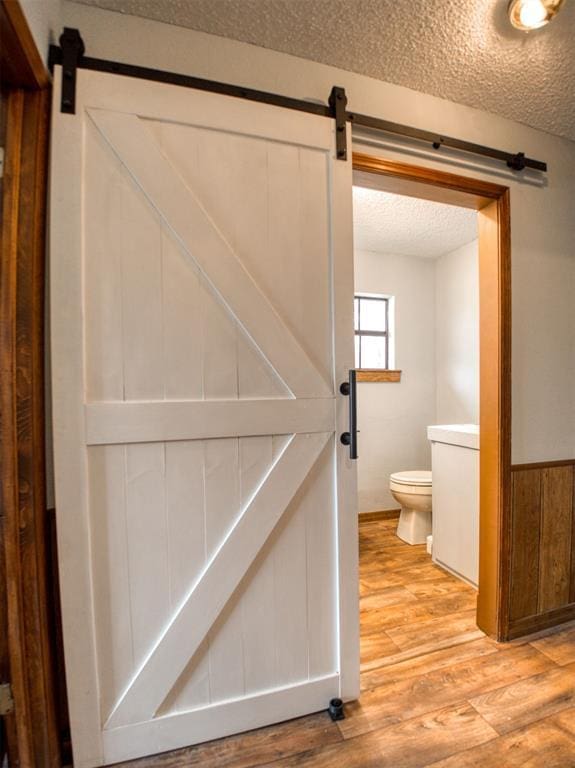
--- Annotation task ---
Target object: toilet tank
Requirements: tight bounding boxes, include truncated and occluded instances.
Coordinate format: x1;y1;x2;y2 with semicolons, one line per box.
427;425;479;588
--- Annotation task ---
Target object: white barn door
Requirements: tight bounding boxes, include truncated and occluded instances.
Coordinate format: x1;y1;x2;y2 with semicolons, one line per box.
50;67;358;767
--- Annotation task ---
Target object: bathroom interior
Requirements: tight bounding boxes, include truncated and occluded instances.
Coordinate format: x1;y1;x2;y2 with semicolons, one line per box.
352;178;482;669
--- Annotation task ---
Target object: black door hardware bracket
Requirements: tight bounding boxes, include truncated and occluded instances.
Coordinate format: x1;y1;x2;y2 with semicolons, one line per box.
329;86;348;161
58;27;85;114
340;370;358;460
49;27;547;172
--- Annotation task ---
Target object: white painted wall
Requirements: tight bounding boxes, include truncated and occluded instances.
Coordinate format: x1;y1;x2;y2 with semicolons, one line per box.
436;240;479;424
60;1;575;464
19;0;61;63
355;240;479;514
355;251;436;512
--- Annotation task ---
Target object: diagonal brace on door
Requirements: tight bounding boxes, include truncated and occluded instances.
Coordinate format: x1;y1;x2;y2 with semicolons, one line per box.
104;431;331;730
87;107;332;398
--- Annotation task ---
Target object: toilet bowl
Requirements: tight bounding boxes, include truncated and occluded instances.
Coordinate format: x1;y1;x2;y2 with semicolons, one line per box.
390;470;432;545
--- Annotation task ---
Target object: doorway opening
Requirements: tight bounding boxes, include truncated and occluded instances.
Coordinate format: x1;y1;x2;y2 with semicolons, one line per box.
351;153;511;675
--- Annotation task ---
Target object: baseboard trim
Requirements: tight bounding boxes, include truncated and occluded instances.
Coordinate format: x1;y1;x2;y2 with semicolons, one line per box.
359;509;400;523
508;603;575;639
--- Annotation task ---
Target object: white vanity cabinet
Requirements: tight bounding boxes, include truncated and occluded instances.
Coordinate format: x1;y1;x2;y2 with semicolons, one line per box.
427;425;479;588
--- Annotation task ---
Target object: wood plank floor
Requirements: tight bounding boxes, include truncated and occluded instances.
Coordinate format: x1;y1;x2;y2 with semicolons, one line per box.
113;518;575;767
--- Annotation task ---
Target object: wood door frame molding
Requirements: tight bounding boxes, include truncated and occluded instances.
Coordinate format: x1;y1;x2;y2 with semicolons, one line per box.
0;0;50;89
0;1;62;764
352;152;512;641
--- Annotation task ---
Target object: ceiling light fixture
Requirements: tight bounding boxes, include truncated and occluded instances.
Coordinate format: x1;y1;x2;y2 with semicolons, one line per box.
508;0;565;31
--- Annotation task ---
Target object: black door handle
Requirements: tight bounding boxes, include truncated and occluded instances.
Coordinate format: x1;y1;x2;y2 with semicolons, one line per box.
339;369;358;460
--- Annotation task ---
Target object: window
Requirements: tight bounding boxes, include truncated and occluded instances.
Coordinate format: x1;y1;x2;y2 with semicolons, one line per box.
354;294;390;369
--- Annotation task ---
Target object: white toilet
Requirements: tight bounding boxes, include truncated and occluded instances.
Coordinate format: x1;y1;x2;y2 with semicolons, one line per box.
389;470;433;545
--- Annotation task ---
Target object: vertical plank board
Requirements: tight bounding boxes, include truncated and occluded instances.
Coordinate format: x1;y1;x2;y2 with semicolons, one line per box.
267;143;302;361
84;119;125;402
161;638;211;715
161;226;204;401
165;441;206;608
304;442;337;679
193;129;242;399
150;121;205;402
125;443;170;665
240;553;276;696
187;132;291;704
225;133;267;264
272;435;292;462
204;437;243;703
539;466;574;612
193;128;237;252
273;498;309;686
204;438;240;558
298;147;332;386
155;123;267;402
120;165;164;401
215;130;289;401
239;436;274;510
163;432;210;715
145;121;200;202
51;73;104;763
509;469;541;621
219;132;267;275
263;142;331;392
239;437;276;694
237;331;289;400
208;599;245;703
88;446;133;722
202;280;239;401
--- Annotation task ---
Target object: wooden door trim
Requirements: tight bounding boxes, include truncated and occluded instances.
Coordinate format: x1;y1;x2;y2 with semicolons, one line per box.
0;0;50;89
0;1;62;764
352;152;512;641
1;85;61;768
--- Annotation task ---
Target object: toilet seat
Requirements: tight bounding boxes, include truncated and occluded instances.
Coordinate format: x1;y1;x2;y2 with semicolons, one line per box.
390;470;432;486
390;470;432;497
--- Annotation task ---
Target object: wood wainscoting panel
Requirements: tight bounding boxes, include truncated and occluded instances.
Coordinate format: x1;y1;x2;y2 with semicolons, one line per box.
508;605;575;640
510;470;541;621
539;466;574;612
509;461;575;636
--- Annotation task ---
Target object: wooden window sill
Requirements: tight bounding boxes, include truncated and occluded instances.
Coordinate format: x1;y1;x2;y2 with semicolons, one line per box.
357;369;402;383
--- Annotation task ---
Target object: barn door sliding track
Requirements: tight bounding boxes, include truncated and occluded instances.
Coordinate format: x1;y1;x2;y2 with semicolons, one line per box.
49;27;547;173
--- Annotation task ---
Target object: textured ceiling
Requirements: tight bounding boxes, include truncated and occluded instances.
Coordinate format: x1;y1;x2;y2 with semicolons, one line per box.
71;0;575;142
353;186;478;259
